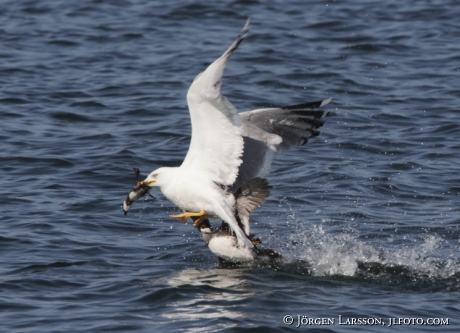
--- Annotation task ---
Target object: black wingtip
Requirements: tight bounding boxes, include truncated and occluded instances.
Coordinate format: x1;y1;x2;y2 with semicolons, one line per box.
282;99;329;111
223;18;251;59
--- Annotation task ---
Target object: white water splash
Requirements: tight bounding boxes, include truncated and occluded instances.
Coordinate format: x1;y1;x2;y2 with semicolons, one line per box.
275;221;459;279
283;224;378;276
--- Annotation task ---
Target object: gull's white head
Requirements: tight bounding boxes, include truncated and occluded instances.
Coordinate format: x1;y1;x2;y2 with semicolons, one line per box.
140;167;170;187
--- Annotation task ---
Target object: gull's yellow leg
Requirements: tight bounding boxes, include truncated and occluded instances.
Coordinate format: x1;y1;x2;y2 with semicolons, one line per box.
170;209;205;224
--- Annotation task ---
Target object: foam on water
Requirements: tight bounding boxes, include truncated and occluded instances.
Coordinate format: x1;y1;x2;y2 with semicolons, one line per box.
275;220;460;284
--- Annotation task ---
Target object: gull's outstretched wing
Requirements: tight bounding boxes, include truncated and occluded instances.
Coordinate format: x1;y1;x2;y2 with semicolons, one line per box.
181;18;250;186
231;98;331;190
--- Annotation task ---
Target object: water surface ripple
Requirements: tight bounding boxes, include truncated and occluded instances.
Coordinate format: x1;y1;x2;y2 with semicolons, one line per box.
1;1;459;332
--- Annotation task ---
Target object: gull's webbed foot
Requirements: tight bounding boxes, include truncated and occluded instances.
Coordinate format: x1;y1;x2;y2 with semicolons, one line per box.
170;209;206;224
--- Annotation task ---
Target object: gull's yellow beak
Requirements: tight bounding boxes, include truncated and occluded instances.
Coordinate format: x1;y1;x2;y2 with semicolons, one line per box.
139;180;156;187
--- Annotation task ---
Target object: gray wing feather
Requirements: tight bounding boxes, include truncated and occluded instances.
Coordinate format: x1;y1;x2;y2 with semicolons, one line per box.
240;97;331;151
231;136;274;191
233;97;331;190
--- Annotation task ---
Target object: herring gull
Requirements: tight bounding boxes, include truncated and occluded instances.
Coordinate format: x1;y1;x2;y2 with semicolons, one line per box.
140;18;331;248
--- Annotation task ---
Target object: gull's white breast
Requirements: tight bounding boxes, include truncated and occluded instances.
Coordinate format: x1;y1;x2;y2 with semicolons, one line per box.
159;168;233;216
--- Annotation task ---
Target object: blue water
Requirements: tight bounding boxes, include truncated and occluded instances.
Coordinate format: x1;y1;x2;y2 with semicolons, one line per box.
1;1;459;332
